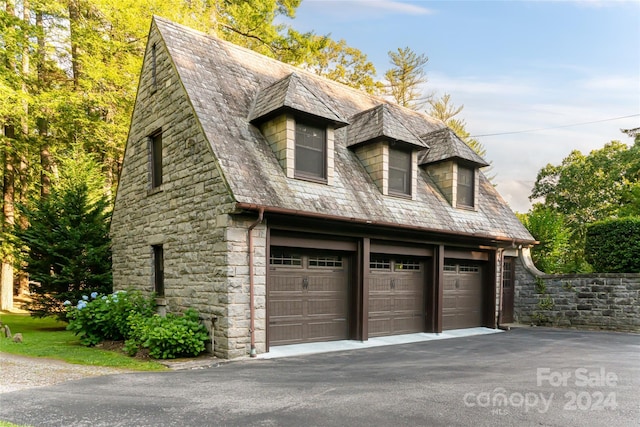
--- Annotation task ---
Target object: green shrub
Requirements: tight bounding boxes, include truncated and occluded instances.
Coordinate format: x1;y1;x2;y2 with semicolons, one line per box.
124;309;209;359
66;291;156;346
585;217;640;273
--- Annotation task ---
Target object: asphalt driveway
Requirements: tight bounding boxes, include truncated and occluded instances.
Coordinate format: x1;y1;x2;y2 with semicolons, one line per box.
1;327;638;427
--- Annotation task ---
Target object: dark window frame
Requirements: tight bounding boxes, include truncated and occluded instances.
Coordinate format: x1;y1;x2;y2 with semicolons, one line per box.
152;245;164;297
150;130;163;189
502;257;514;289
4;124;16;139
151;43;158;90
456;164;475;209
388;147;412;197
294;119;327;183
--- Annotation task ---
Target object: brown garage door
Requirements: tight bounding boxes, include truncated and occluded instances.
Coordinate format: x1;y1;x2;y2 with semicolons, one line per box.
268;249;350;346
369;256;425;337
443;263;484;330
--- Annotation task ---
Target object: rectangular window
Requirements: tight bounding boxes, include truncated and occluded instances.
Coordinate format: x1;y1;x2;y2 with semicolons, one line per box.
151;43;157;89
309;255;343;268
394;259;421;271
370;256;391;270
459;264;480;273
270;249;302;266
457;165;475;208
503;258;514;288
295;121;326;181
150;131;163;188
152;245;164;297
4;125;15;139
388;148;411;196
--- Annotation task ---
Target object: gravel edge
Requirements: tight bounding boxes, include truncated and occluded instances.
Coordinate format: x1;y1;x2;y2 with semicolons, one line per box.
0;352;131;394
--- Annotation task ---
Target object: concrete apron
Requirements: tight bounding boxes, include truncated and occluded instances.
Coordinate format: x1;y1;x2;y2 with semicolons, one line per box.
258;327;503;359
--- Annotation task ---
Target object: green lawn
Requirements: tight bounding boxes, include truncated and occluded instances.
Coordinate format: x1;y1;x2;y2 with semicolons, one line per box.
0;313;166;371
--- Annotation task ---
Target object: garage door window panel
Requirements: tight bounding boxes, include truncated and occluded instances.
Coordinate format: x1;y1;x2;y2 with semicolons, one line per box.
270;250;302;267
394;259;421;271
309;255;343;268
370;257;391;270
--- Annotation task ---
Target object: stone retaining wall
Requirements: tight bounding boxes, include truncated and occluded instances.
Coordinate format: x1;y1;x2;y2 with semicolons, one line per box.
514;249;640;332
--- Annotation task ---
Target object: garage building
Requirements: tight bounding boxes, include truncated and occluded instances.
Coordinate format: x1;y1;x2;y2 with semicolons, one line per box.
111;17;536;359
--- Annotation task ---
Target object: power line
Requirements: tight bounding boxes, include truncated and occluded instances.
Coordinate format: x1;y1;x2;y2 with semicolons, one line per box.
470;114;640;138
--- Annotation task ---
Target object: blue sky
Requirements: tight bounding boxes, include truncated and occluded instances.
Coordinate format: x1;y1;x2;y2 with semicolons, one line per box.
287;0;640;212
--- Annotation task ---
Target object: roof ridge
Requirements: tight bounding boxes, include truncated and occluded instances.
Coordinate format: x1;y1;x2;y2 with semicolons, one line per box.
288;73;349;125
152;15;440;126
381;104;429;147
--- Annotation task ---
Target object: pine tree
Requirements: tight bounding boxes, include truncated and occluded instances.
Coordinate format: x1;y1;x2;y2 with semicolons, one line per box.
17;149;112;318
384;47;429;109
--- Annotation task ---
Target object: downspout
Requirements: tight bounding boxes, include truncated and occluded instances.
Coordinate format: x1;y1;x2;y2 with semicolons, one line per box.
496;247;509;331
248;207;264;358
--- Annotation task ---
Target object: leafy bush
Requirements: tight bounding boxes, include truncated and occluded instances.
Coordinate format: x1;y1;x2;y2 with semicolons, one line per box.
517;206;586;273
124;309;209;359
585;217;640;273
66;291;156;346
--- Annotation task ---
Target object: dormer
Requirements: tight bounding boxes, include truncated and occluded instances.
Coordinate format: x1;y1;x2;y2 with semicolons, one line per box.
420;128;490;210
347;104;429;199
249;73;348;184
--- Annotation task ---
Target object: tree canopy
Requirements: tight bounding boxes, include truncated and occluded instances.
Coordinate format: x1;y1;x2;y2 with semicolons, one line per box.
522;135;640;273
0;0;486;310
0;0;381;310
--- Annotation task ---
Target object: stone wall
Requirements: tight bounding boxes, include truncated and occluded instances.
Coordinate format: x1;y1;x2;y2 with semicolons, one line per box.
514;249;640;332
426;161;454;204
111;23;259;358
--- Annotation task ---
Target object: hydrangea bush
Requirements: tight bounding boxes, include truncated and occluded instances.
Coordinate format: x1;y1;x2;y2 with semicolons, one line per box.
66;290;156;346
66;291;209;359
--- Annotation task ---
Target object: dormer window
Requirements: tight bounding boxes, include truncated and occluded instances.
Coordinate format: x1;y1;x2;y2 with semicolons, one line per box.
295;121;326;181
249;73;348;186
457;165;475;208
347;104;427;200
420;127;489;211
388;147;411;196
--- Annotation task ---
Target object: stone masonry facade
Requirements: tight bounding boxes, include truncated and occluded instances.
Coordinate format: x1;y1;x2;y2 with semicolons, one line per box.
110;27;267;358
513;250;640;332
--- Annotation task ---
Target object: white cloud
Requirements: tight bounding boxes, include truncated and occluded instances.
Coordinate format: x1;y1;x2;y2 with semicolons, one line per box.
358;0;434;15
579;75;640;92
427;73;538;97
305;0;433;16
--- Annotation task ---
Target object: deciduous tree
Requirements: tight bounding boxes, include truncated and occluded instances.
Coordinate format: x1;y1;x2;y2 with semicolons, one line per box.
526;134;640;272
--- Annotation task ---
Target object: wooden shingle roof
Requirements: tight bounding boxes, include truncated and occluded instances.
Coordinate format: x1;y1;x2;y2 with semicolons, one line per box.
151;16;535;244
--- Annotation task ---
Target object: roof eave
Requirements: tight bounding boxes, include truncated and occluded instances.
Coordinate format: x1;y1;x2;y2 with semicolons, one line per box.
234;202;538;247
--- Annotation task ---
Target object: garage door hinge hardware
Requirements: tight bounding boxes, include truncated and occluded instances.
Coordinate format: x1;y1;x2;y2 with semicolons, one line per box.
302;277;309;290
390;279;396;289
